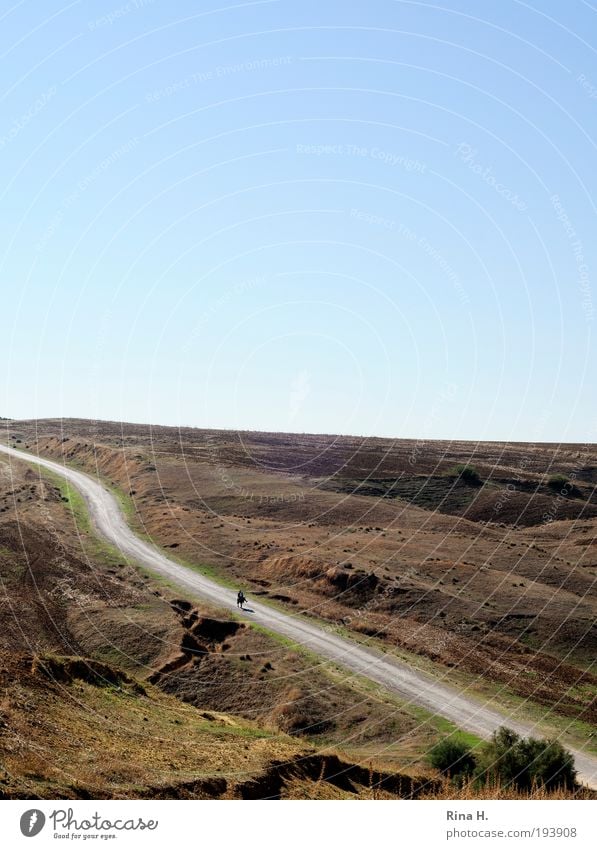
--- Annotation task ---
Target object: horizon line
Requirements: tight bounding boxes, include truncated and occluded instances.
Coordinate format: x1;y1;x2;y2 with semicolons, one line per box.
2;416;594;448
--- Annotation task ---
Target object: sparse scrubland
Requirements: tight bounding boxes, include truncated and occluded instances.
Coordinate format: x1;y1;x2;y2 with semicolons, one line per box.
0;419;595;799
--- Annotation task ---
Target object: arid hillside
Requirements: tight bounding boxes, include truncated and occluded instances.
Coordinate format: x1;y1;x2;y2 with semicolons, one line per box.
1;419;595;798
0;446;463;799
4;420;595;731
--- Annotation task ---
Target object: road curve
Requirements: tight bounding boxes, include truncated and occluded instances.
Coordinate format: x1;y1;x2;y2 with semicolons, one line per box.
1;441;595;788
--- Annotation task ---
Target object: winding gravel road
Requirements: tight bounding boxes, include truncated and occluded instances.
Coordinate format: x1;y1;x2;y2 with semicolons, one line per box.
1;441;595;788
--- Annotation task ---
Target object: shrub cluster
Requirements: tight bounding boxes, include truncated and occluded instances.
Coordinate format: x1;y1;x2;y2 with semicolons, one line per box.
547;475;570;489
548;473;570;490
428;727;577;792
448;464;483;486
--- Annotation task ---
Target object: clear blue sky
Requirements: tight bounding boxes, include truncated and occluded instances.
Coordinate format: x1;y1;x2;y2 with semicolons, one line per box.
1;0;595;441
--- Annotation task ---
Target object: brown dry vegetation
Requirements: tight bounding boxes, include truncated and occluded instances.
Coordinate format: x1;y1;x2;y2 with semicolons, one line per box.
0;448;442;799
1;418;595;799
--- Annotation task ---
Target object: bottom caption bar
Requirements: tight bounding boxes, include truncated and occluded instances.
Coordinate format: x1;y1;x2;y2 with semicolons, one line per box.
0;799;594;847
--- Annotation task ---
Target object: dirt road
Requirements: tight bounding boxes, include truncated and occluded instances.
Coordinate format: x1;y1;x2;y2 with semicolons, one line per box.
1;441;595;788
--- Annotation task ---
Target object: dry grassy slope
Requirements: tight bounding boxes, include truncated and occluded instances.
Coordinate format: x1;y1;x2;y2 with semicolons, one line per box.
0;451;446;799
8;417;596;481
8;419;595;730
2;650;440;800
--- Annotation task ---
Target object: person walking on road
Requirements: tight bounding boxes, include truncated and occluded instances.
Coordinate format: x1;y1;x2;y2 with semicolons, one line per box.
237;590;246;609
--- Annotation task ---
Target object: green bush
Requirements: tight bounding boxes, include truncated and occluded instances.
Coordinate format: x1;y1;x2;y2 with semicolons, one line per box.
429;737;476;780
475;727;576;791
449;464;483;486
547;473;570;491
429;728;577;792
